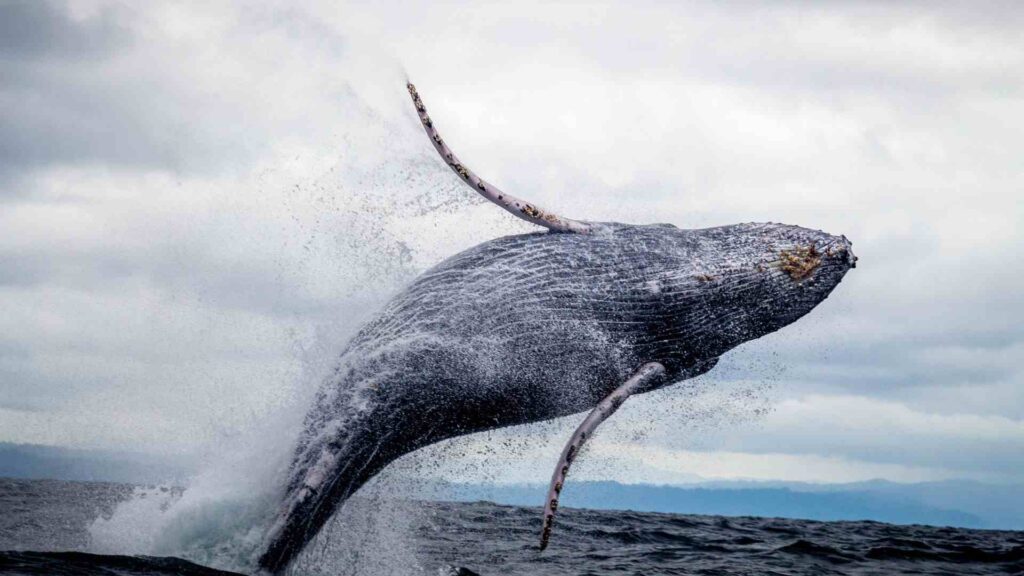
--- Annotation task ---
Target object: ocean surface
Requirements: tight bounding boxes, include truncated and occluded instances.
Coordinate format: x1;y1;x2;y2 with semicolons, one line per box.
1;477;1022;576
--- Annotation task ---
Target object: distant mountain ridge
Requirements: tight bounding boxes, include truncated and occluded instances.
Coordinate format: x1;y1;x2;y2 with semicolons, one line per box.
407;478;1024;531
1;442;1020;530
0;442;194;485
430;481;992;529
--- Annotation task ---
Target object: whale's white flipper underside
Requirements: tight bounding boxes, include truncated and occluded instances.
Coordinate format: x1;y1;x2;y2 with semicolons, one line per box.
407;82;592;234
539;362;667;551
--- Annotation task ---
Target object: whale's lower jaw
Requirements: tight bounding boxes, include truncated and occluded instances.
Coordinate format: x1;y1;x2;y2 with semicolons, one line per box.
257;435;386;572
257;404;431;574
256;400;552;572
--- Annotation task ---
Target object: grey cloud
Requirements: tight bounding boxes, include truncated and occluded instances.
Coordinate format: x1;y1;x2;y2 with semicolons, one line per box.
0;1;129;59
0;244;325;316
0;0;1021;484
0;1;361;194
384;1;1024;100
0;2;138;187
0;62;246;191
0;253;50;287
707;401;1024;478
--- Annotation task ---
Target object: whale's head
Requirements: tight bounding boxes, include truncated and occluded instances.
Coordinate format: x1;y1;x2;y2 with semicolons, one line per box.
629;221;857;362
534;222;856;552
750;223;856;330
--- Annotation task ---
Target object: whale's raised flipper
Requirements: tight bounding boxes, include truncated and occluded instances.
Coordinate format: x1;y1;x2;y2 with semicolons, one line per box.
406;82;592;234
539;362;666;551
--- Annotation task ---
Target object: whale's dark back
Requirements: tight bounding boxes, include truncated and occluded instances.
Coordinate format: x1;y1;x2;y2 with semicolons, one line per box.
259;222;854;572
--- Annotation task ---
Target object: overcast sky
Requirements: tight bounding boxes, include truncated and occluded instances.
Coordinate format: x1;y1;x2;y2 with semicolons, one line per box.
1;0;1022;487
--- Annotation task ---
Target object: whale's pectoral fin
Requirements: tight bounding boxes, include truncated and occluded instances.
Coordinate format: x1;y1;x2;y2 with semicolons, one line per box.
406;82;592;234
539;362;667;551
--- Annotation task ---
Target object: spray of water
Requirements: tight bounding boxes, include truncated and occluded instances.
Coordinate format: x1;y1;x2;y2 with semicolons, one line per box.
84;49;490;573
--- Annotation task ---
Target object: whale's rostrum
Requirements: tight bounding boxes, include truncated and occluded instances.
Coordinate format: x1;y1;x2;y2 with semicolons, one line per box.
255;83;856;574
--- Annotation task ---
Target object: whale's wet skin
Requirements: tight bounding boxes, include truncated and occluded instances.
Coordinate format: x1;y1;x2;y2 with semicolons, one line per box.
247;83;860;573
258;221;856;572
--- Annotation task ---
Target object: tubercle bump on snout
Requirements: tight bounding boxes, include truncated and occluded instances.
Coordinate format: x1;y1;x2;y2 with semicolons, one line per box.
824;244;858;269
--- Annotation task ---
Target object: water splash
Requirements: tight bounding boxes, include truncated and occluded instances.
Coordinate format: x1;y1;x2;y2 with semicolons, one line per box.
84;47;482;573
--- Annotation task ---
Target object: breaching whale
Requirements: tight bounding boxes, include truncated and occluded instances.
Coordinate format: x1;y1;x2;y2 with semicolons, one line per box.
256;83;857;573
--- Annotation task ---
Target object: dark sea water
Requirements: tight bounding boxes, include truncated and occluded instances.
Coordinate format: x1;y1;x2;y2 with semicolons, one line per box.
2;477;1022;576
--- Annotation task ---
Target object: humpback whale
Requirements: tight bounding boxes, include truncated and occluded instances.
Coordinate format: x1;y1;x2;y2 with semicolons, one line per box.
256;83;857;573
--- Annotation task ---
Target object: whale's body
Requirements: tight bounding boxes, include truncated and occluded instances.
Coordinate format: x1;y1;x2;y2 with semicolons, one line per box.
258;221;856;572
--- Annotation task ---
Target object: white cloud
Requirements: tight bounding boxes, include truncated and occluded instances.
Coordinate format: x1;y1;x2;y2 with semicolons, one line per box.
590;445;971;484
386;384;1022;486
394;418;983;486
0;0;1021;487
711;394;1024;477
